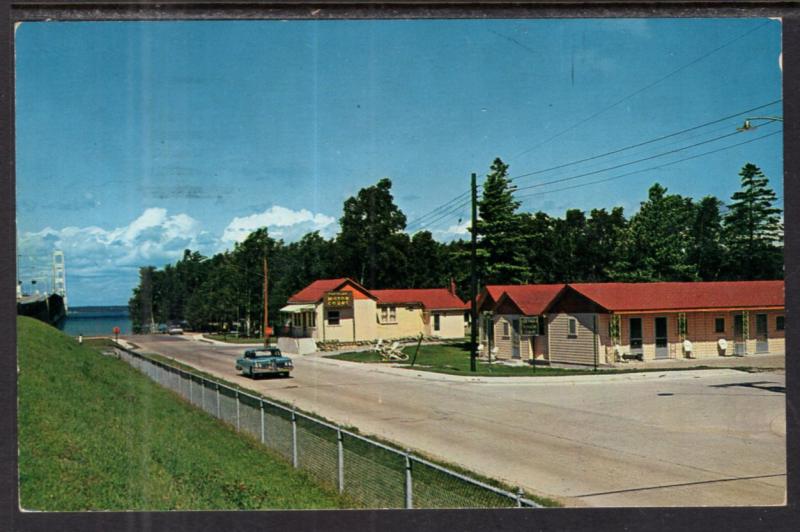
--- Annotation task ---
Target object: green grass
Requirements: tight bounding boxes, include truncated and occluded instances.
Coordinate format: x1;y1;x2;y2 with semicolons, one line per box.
329;343;721;377
17;316;351;511
139;351;560;507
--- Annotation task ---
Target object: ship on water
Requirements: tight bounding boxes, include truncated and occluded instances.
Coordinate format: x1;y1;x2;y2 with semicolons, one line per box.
16;250;67;327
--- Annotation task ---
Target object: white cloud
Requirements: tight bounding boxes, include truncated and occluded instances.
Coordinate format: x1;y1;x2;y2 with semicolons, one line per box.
19;208;207;277
429;220;471;242
221;205;336;244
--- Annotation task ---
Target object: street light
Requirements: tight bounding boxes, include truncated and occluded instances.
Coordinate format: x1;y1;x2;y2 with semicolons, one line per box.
737;116;783;131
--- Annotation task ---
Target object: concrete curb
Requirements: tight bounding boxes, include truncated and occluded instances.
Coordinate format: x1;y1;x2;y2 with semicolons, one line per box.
185;333;263;347
311;355;748;384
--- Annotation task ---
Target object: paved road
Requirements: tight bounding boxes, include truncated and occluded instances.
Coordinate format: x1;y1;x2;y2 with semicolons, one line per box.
128;335;786;508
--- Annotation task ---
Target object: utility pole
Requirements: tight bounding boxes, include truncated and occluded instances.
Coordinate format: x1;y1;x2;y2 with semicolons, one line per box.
264;255;269;347
470;172;478;372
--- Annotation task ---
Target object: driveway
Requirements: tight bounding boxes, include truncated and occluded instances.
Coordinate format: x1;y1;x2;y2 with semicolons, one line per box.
128;334;787;508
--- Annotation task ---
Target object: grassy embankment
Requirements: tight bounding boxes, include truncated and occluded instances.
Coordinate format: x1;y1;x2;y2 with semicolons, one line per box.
17;316;350;511
330;342;718;376
140;351;561;507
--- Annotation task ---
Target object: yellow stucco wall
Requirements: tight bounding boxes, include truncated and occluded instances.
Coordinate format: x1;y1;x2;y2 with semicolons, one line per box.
315;299;378;342
376;306;425;339
429;310;466;339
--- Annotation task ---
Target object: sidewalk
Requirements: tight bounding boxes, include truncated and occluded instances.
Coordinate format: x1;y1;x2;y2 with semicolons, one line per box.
308;353;749;385
184;333;264;347
611;352;784;371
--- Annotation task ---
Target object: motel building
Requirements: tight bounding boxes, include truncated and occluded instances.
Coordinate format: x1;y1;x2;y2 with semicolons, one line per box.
278;278;468;353
478;280;785;366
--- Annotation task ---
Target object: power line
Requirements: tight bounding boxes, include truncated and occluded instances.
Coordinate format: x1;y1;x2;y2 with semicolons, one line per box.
513;20;773;159
515;129;782;203
512;123;780;196
406;189;471;229
406;184;483;231
508;98;781;182
407;99;780;232
412;196;473;233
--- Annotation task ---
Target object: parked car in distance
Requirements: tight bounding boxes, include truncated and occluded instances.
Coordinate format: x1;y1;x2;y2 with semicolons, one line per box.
157;323;169;334
168;326;184;335
235;347;293;378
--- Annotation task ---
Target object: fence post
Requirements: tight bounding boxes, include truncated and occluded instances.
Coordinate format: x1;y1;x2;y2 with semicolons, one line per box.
516;487;523;508
405;452;413;509
291;409;298;468
337;428;344;494
189;375;193;404
216;384;221;418
201;377;206;410
235;390;240;432
260;399;265;444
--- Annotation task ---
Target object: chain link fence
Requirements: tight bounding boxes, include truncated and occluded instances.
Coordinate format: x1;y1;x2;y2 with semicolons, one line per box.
115;346;542;509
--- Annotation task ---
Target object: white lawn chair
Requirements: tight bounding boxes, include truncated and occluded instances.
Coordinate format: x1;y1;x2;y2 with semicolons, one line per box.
380;341;408;361
372;338;384;353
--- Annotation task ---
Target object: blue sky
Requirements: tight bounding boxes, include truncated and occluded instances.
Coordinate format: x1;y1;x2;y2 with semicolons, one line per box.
15;18;782;305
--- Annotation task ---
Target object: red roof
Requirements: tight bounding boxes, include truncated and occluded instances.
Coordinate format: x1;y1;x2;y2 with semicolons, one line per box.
287;278;372;303
371;288;469;310
477;285;519;311
498;284;566;315
569;281;784;312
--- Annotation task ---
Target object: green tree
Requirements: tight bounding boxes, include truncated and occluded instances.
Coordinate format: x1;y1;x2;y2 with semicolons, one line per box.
549;209;587;282
612;183;697;281
476;158;530;284
689;196;725;281
519;211;556;283
407;231;448;288
722;163;783;279
580;207;627;281
128;266;156;333
336;178;408;288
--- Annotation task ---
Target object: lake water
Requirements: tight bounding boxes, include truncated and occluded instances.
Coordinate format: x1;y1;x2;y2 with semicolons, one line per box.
58;306;132;337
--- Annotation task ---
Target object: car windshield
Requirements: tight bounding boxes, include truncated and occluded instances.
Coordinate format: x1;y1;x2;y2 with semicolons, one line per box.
249;349;281;357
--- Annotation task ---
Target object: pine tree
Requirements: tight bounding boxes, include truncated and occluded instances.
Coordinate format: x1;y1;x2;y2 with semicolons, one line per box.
722;163;783;279
689;196;724;281
612;183;697;281
476;158;530;284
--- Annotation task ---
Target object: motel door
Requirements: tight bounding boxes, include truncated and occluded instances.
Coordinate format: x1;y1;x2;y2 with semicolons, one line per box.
511;319;521;359
733;315;746;355
629;318;643;358
755;314;769;353
654;317;669;359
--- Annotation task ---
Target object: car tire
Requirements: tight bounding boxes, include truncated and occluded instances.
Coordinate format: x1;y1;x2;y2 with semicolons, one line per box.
249;367;256;379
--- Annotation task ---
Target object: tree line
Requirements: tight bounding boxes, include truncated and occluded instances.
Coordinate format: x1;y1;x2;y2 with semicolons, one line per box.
129;159;783;334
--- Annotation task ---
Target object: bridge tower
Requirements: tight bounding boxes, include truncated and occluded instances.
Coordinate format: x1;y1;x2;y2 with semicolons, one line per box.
52;250;67;311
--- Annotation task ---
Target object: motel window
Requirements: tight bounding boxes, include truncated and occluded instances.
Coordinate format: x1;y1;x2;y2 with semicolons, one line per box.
380;306;397;324
433;313;441;332
292;313;301;327
502;322;510;338
777;316;785;331
715;318;725;333
327;310;340;326
309;312;316;328
568;318;577;338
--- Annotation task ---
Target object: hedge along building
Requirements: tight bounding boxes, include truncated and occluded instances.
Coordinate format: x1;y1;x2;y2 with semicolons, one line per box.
280;278;468;346
479;280;785;366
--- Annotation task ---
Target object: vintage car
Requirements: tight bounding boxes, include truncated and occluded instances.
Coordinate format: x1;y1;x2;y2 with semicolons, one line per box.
235;347;293;378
